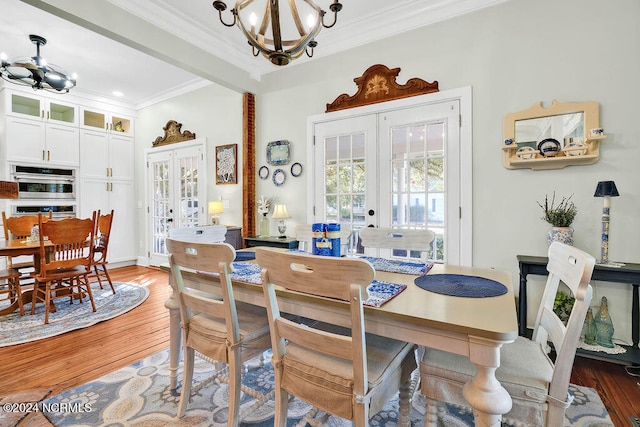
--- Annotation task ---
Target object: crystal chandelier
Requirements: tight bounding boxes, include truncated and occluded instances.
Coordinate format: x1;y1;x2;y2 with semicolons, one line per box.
1;34;77;93
212;0;343;66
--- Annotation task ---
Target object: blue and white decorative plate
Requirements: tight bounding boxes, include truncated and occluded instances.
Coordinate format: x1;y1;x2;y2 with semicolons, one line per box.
272;168;286;186
258;165;269;180
290;162;303;177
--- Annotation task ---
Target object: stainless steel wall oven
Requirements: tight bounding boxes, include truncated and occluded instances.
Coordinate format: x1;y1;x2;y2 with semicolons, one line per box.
11;165;76;200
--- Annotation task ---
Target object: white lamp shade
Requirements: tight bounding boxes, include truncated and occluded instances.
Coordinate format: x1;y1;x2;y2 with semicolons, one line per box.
271;204;291;219
208;201;224;214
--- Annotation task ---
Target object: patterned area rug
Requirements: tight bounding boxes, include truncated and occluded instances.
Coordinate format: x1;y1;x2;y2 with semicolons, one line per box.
44;348;613;426
0;282;149;347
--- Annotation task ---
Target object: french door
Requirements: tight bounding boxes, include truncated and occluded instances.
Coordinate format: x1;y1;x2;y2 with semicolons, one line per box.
311;90;470;265
146;140;206;266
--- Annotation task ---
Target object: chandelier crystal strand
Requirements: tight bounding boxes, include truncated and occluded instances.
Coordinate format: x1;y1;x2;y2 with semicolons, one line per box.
0;34;76;92
212;0;342;66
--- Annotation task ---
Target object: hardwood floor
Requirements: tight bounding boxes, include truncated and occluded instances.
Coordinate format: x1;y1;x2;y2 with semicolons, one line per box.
0;265;638;426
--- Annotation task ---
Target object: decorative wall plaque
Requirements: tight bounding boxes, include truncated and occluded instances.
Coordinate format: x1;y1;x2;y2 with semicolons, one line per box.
326;64;439;113
152;120;196;147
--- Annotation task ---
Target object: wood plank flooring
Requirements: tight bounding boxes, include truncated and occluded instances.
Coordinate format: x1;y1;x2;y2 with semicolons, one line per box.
0;265;638;426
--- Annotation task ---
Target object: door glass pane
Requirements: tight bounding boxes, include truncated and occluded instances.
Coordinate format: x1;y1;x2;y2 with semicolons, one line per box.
177;156;199;227
322;132;366;232
151;160;170;256
390;121;445;262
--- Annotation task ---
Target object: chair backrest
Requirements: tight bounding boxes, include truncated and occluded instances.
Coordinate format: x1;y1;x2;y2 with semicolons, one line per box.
166;239;240;351
534;241;595;405
358;227;435;256
2;211;53;240
38;212;95;274
256;247;375;397
94;209;114;261
168;225;227;243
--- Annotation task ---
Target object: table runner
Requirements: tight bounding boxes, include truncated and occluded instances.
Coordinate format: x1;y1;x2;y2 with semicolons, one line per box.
195;263;406;307
359;256;433;275
414;274;507;298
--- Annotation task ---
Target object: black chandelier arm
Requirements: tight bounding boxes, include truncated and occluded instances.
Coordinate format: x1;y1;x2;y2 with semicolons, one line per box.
212;1;237;27
322;0;342;28
305;40;317;58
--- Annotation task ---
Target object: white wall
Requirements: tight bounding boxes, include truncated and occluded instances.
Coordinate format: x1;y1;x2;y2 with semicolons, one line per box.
254;0;640;343
134;83;243;256
132;0;640;343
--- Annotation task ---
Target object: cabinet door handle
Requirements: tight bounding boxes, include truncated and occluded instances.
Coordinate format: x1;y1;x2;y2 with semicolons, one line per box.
106;168;109;177
41;110;44;119
105;122;108;131
47;151;50;161
42;150;45;161
46;111;50;120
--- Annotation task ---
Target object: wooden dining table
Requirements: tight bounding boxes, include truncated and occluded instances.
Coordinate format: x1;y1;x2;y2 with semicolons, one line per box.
163;251;518;427
0;238;52;315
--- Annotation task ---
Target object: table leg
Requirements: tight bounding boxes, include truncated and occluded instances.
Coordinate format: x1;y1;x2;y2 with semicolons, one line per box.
463;338;512;427
518;266;528;336
633;284;639;348
164;283;182;391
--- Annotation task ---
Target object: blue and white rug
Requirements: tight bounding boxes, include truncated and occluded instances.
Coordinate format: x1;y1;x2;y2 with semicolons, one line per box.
44;348;613;426
0;282;149;347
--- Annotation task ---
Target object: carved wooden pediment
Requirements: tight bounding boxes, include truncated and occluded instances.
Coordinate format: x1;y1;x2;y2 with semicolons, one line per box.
326;64;439;113
152;120;196;147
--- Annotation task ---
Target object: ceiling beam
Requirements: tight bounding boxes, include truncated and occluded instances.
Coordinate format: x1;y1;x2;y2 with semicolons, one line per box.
19;0;259;95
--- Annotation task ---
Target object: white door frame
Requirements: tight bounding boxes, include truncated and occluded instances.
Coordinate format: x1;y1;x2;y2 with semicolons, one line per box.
144;138;207;266
306;86;472;266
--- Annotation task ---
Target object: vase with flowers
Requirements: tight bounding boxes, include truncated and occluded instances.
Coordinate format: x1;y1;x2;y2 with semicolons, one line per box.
538;192;577;245
257;196;277;237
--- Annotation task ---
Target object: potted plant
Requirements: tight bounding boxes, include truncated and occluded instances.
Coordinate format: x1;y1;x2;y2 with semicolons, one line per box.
538;192;577;245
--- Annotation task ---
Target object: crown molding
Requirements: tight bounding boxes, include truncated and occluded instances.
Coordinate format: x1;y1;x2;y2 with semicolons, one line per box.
107;0;510;79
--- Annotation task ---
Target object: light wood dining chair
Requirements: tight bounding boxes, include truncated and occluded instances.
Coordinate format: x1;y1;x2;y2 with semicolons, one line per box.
2;211;53;273
31;212;97;324
256;247;418;426
0;267;23;315
89;209;115;294
419;241;595;426
166;239;272;426
358;227;435;260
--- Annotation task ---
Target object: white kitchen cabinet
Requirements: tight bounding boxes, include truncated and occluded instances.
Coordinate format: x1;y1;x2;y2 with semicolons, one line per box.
80;129;133;181
80;107;134;136
5;116;79;166
79;124;135;264
79;178;136;263
5;91;77;125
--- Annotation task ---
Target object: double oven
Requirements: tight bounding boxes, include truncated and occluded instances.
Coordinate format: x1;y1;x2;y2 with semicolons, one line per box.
8;165;77;218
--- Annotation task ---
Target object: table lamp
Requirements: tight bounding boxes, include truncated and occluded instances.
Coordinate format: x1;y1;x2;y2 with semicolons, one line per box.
593;181;619;264
271;204;291;238
208;201;224;225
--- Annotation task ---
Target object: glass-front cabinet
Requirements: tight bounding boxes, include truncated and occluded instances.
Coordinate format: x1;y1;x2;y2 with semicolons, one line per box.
80;107;134;136
6;91;77;126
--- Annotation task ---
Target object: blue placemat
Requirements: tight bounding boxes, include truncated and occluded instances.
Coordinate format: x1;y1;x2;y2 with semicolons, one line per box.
360;256;434;275
234;251;256;262
414;274;507;298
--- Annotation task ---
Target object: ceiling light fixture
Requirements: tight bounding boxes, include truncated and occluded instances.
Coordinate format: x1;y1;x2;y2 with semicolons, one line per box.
212;0;343;66
0;34;77;93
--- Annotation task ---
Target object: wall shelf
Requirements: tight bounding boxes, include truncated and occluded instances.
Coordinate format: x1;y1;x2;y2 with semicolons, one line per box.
502;100;604;170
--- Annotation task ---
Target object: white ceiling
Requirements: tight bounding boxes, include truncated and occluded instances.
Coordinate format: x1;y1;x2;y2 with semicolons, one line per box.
0;0;508;108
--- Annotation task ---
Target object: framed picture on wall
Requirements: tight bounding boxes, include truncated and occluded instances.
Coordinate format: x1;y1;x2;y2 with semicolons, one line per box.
216;143;238;184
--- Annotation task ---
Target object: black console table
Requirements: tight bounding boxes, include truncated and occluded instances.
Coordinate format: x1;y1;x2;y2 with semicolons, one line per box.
518;255;640;365
244;236;298;250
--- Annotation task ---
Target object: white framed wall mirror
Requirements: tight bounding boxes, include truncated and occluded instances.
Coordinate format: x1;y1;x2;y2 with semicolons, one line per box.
502;100;605;170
